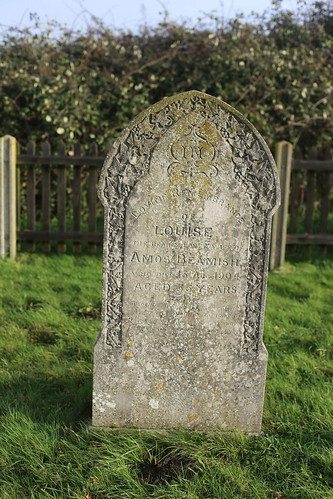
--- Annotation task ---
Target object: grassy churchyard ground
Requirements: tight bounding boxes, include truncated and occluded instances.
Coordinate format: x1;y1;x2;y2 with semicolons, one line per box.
0;253;332;498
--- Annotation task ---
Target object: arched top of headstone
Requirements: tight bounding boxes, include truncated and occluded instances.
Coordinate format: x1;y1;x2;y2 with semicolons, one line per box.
93;91;281;433
99;90;280;214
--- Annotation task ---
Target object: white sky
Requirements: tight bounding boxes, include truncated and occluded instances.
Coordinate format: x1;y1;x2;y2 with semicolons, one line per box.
1;0;302;33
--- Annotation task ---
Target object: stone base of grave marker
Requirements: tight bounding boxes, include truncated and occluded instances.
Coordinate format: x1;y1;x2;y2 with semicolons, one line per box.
92;91;280;433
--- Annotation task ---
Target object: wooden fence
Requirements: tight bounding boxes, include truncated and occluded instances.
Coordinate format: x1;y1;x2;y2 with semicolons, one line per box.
16;138;106;254
270;141;333;268
0;136;332;264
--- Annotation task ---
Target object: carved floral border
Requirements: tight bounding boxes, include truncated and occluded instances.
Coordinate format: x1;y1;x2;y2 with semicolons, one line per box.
99;92;279;353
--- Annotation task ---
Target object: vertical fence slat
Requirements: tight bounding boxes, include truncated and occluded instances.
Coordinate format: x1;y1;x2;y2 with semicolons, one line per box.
16;142;21;252
73;143;82;253
0;139;4;257
270;141;293;269
288;147;302;255
318;147;332;256
88;143;98;254
57;141;66;253
304;147;317;257
27;140;36;252
41;141;51;252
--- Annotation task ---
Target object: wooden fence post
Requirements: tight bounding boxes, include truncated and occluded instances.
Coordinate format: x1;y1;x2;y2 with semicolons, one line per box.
0;135;17;259
270;141;293;270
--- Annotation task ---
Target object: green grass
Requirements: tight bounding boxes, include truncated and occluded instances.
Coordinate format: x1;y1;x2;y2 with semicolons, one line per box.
0;254;332;498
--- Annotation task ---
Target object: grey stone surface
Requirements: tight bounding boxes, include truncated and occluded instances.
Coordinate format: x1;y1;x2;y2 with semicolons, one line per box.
92;91;280;433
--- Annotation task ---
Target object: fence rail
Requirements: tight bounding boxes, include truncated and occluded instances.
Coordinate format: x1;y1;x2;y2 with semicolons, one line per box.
292;160;333;171
15;139;106;253
270;142;333;268
287;146;333;259
0;136;332;264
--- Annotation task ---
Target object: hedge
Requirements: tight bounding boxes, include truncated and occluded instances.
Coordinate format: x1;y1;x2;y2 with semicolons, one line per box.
1;1;332;153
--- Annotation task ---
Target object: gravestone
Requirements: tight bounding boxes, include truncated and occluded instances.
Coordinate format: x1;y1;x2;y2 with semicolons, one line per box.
92;91;280;433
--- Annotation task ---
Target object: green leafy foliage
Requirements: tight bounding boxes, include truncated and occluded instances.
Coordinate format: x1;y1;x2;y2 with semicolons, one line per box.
0;2;332;152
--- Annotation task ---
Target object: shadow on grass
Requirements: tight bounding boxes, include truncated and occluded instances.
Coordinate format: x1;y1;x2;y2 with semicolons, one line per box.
0;369;92;427
286;246;333;264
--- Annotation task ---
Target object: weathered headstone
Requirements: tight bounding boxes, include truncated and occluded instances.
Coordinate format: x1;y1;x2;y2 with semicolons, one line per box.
92;91;280;433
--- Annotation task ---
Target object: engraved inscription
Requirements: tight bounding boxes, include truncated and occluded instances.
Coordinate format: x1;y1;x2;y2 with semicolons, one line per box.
204;194;246;225
93;91;280;433
124;174;249;327
155;225;213;238
133;282;238;294
99;91;279;352
130;251;240;267
131;194;167;219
